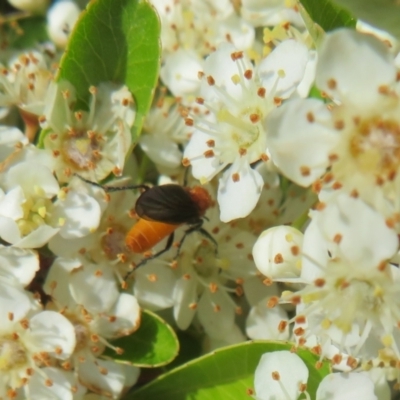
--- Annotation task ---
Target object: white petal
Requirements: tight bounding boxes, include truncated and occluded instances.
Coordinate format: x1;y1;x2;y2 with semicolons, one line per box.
316;372;377;400
0;246;39;286
0;187;24;219
200;43;252;100
254;351;308;400
78;358;129;398
134;264;175;310
217;14;255;50
25;310;76;359
94;293;141;338
218;162;263;222
253;226;303;279
173;274;197;330
197;290;235;338
297;50;317;98
5;161;59;198
47;0;81;48
0;283;34;331
246;302;289;340
43;257;82;305
161;49;204;98
121;363;141;389
267;98;338;186
301;216;331;282
51;190;102;239
311;194;398;268
259;40;310;99
316;29;396;108
0;216;21;244
28;367;76;400
242;277;279;307
140;134;182;169
14;224;60;248
183;128;223;181
69;262;119;313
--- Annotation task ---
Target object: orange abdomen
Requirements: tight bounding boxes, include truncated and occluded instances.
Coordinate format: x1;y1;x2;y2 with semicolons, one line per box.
125;219;180;253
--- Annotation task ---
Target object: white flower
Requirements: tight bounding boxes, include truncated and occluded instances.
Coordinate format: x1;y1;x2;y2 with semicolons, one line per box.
44;257;141;397
183;40;311;221
140;97;190;170
40;81;135;183
0;49;57;117
0;158;102;247
0;283;76;398
253;225;303;279
134;195;263;342
254;351;309;400
151;0;254;59
49;182;141;284
47;0;82;48
0;159;60;247
285;195;400;362
267;29;400;224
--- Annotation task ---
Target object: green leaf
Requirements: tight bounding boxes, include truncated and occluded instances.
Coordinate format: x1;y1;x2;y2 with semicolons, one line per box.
56;0;161;142
332;0;400;39
130;341;331;400
104;310;179;368
299;0;356;33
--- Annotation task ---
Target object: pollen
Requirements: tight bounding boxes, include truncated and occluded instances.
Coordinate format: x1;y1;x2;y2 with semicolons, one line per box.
249;113;260;123
334;120;345;130
244;69;253;79
327;78;337;89
206;139;215;147
300;166;311;176
257;87;266;98
232;172;240;182
207;76;215;85
306;112;315;123
271;371;280;380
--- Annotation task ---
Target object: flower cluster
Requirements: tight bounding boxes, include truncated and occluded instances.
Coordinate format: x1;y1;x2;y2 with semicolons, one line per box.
3;0;400;398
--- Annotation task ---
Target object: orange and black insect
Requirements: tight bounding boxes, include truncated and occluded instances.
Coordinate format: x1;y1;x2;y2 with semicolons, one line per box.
76;176;216;271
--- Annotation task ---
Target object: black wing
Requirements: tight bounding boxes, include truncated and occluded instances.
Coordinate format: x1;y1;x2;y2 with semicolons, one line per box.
135;184;201;224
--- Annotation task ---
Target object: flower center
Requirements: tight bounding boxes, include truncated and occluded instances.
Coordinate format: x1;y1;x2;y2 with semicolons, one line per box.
0;338;28;371
217;108;262;150
349;117;400;178
73;321;91;352
192;239;224;279
17;189;53;236
61;130;102;170
100;224;128;260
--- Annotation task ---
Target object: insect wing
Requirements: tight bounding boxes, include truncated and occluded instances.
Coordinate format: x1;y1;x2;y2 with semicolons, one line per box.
135;184;200;224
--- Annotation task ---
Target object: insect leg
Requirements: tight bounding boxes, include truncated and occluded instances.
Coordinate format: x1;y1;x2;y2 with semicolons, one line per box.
196;227;218;256
173;221;218;260
124;232;175;280
74;174;150;192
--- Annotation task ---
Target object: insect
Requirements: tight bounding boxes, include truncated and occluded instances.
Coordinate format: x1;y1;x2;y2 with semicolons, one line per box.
75;175;216;274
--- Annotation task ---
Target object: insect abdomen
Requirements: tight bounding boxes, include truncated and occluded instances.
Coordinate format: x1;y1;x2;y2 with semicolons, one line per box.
125;219;180;253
